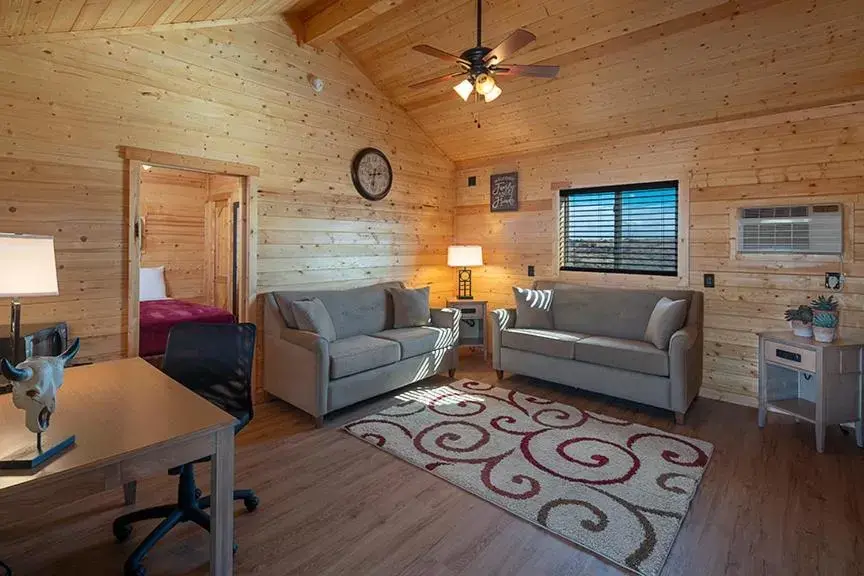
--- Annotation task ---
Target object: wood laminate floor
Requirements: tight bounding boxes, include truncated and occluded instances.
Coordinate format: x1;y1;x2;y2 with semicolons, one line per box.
1;356;863;575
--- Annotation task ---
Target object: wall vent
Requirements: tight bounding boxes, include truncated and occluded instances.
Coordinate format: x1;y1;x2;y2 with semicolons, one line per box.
738;204;842;255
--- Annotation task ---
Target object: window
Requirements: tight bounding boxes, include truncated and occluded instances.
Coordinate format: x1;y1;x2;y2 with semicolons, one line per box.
559;180;679;276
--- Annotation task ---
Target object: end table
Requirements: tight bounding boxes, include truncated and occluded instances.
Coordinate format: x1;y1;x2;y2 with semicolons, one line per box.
446;300;487;360
758;330;864;453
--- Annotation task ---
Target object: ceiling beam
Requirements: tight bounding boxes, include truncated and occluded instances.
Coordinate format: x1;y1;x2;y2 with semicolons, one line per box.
286;0;407;47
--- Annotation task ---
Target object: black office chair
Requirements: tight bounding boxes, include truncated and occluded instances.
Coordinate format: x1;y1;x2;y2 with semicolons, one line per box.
112;322;259;576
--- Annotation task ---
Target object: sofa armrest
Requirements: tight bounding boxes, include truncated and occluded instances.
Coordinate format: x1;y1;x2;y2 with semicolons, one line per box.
263;327;330;418
669;325;702;415
430;307;461;333
491;308;517;370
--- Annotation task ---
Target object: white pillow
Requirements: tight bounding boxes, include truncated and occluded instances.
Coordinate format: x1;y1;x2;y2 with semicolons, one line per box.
139;266;167;301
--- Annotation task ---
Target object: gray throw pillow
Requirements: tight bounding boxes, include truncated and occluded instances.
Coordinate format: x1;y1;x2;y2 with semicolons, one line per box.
291;298;337;342
513;287;554;329
388;286;430;328
644;297;688;350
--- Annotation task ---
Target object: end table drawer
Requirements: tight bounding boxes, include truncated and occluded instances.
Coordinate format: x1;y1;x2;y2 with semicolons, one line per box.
764;341;816;373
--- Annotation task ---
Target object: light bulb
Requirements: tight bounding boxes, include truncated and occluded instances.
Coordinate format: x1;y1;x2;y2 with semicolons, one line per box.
453;79;474;102
484;84;503;102
474;74;496;96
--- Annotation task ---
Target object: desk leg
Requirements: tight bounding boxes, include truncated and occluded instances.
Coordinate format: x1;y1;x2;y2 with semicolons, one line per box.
211;427;235;575
856;421;863;449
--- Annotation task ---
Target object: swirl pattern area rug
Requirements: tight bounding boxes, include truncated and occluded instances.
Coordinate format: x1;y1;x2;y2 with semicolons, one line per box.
343;380;713;576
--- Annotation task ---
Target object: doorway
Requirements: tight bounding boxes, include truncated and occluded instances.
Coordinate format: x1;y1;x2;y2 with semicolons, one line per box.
123;147;259;358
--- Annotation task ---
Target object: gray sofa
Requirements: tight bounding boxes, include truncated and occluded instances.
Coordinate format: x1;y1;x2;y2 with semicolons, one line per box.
263;281;460;425
491;281;703;422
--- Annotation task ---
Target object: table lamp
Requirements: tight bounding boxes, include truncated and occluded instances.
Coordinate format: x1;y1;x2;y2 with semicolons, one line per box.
0;234;59;367
448;245;483;300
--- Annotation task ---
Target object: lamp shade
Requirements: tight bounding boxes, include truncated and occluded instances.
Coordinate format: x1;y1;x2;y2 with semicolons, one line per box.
448;245;483;267
0;234;59;297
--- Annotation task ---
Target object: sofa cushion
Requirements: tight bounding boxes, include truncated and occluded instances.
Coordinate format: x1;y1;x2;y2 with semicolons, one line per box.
388;286;430;328
274;281;403;340
501;328;589;359
513;287;554;329
644;297;688;350
373;326;454;359
545;285;691;341
571;336;669;377
329;335;401;379
291;298;337;342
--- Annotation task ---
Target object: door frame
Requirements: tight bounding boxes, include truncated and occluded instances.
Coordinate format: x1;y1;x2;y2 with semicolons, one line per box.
122;146;259;357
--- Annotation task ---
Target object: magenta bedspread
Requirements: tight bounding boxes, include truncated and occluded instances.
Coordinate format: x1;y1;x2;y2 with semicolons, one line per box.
139;299;235;357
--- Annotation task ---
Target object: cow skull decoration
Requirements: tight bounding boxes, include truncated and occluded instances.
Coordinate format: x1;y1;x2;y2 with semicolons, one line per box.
0;339;80;434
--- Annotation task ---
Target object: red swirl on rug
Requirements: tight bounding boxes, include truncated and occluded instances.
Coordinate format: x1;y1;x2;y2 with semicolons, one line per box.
343;380;713;576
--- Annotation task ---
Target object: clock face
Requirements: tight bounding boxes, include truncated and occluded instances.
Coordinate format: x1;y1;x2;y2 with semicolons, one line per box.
351;148;393;201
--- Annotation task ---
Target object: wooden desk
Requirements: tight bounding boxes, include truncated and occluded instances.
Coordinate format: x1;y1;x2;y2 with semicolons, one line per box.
0;358;237;574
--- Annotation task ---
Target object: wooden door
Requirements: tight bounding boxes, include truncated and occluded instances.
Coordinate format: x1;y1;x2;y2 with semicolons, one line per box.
211;198;233;312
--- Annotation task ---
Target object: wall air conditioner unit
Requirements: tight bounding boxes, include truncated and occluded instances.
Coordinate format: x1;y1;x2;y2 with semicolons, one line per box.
738;204;842;255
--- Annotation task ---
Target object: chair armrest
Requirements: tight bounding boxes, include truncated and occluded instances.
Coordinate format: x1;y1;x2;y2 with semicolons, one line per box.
263;328;329;417
669;325;702;414
490;308;517;370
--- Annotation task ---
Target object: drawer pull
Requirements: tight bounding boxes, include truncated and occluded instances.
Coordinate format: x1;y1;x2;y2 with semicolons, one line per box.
776;349;802;363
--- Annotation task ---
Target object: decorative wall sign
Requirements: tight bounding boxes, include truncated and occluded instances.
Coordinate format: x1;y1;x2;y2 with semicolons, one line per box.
351;148;393;201
490;172;518;212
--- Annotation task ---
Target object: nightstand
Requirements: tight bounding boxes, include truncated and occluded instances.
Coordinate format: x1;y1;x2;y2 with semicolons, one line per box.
758;330;864;453
446;300;487;360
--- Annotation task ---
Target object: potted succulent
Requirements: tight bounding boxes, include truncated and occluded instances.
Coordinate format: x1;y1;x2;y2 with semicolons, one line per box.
810;295;839;321
784;305;813;337
812;311;839;343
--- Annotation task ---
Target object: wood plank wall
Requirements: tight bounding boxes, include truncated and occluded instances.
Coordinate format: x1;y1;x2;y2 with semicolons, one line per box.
0;20;455;363
454;101;864;405
140;166;209;302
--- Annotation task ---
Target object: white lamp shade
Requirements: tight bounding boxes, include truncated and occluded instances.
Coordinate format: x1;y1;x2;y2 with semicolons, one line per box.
453;79;474;102
448;245;483;267
0;234;59;297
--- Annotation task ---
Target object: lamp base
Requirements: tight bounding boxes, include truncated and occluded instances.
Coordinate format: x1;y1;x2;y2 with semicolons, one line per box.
0;433;75;471
457;268;473;300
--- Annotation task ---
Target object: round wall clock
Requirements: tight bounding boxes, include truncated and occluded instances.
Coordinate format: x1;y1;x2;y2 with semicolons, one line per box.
351;148;393;201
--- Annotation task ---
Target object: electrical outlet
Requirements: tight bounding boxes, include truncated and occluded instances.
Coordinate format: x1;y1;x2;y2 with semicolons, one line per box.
825;272;843;291
527;265;535;277
703;273;715;288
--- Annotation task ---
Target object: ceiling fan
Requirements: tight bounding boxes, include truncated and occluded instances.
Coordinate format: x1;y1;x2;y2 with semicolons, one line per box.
409;0;559;103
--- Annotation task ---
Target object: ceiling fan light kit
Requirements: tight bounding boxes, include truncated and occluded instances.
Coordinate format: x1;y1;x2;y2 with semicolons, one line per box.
411;0;559;104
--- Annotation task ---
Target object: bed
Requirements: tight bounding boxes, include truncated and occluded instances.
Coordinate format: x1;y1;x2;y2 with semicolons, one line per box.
139;299;235;358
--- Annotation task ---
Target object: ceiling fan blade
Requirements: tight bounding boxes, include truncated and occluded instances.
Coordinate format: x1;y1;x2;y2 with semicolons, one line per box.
494;64;560;78
408;72;467;89
412;44;469;66
483;29;536;65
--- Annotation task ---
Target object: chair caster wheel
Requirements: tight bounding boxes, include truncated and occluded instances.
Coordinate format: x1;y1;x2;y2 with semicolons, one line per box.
124;564;146;576
113;522;133;543
233;542;239;555
244;495;259;512
195;488;202;499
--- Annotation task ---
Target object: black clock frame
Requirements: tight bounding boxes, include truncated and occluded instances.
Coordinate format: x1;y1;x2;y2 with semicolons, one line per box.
351;147;393;201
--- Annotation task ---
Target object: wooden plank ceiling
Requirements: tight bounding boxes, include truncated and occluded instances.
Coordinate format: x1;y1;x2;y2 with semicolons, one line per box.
0;0;308;36
292;0;864;162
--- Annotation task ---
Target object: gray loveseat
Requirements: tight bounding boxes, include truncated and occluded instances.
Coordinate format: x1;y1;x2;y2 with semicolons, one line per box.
263;281;460;425
491;281;703;422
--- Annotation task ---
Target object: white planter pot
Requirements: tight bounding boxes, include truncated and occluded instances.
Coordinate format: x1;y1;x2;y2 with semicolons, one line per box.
789;321;813;338
813;326;836;343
